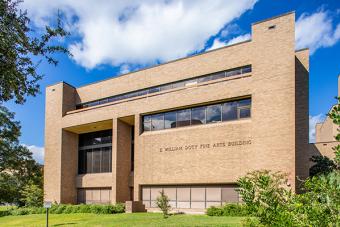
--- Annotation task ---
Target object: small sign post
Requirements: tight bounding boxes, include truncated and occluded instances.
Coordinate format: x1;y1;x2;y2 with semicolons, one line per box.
44;201;52;227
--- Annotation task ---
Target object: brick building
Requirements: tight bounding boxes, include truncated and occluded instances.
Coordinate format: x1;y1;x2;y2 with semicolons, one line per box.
44;12;310;211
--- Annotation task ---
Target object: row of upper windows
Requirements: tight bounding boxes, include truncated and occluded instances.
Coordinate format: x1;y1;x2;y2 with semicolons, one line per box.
76;65;251;109
143;98;251;132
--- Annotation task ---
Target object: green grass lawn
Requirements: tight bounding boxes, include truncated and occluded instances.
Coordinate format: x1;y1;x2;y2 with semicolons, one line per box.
0;213;247;227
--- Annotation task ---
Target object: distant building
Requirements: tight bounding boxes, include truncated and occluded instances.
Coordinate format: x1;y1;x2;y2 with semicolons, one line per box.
44;12;310;212
309;76;340;170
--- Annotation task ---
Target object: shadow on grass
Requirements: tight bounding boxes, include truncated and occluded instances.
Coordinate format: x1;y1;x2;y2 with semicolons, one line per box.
52;223;76;226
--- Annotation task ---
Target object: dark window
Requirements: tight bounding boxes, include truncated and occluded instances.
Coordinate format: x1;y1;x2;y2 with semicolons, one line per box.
142;98;251;132
101;147;111;172
242;65;251;74
151;114;164;131
211;72;225;80
149;87;160;93
92;148;101;173
78;150;86;174
164;112;177;129
160;84;172;91
238;98;251;107
222;102;238;121
177;109;191;127
172;81;185;89
78;130;112;174
239;107;251;118
191;107;206;125
86;150;93;173
143;116;151;131
198;75;212;83
206;104;221;123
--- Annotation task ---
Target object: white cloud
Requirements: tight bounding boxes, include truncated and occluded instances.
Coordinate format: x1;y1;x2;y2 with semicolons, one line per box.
309;114;326;143
295;10;340;54
226;33;251;45
23;144;44;164
20;0;258;69
207;33;251;51
119;64;131;74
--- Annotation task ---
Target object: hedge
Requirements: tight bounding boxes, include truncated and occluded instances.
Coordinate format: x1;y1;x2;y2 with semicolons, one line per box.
0;203;125;217
206;203;250;217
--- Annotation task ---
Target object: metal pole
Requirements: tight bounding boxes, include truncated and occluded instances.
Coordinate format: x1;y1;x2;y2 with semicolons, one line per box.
46;208;49;227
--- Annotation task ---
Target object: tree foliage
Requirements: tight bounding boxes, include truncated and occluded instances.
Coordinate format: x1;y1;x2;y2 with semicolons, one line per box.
328;97;340;167
238;170;340;226
0;0;69;104
0;0;69;206
309;155;336;177
156;190;171;218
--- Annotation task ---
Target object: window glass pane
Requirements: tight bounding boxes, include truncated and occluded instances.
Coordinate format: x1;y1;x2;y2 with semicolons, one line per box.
101;147;111;172
177;109;191;127
148;87;160;93
172;81;185;89
151;114;164;131
144;115;151;122
184;79;197;86
78;150;86;174
160;84;172;91
164;112;176;129
143;121;151;132
206;104;221;123
238;98;251;107
226;69;241;77
86;150;93;173
239;107;251;118
191;107;206;125
222;102;237;121
242;65;251;74
198;75;212;83
92;148;101;173
137;90;148;96
211;72;225;80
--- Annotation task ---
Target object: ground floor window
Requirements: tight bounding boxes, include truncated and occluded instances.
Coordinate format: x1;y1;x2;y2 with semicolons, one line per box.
77;188;111;204
142;185;239;209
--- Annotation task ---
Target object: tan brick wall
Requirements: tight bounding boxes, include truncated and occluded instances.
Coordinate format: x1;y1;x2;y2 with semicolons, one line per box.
295;49;309;189
44;12;309;204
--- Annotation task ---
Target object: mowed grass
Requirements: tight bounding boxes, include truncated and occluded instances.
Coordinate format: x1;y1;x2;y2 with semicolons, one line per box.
0;212;246;227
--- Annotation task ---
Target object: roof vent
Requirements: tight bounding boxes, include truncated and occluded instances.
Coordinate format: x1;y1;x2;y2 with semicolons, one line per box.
268;25;276;30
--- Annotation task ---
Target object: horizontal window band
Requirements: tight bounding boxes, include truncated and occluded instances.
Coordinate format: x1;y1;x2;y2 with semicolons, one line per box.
76;65;251;110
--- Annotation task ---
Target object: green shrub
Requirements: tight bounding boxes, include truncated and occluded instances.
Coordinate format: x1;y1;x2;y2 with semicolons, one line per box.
206;203;249;216
0;203;125;217
0;210;11;217
113;203;125;213
206;206;223;216
78;204;92;213
10;208;30;216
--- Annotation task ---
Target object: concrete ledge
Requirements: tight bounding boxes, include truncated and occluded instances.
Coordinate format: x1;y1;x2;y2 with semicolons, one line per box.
125;201;146;213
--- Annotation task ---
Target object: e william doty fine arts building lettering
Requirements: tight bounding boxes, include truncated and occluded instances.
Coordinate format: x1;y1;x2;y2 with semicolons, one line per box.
44;12;311;211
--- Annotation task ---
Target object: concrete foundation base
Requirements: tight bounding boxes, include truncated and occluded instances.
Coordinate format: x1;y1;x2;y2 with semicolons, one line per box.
125;201;146;213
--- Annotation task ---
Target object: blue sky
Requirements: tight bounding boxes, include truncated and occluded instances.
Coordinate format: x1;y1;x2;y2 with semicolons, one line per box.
5;0;340;163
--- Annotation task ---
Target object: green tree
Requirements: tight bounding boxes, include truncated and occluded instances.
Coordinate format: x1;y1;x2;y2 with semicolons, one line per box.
0;0;69;104
328;97;340;167
0;0;69;206
20;180;43;207
309;155;336;177
156;190;171;218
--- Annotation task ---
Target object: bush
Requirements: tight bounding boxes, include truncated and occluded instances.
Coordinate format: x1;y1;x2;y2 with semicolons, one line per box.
207;203;249;217
0;203;125;217
112;203;125;213
237;170;340;226
156;190;171;218
0;210;11;217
